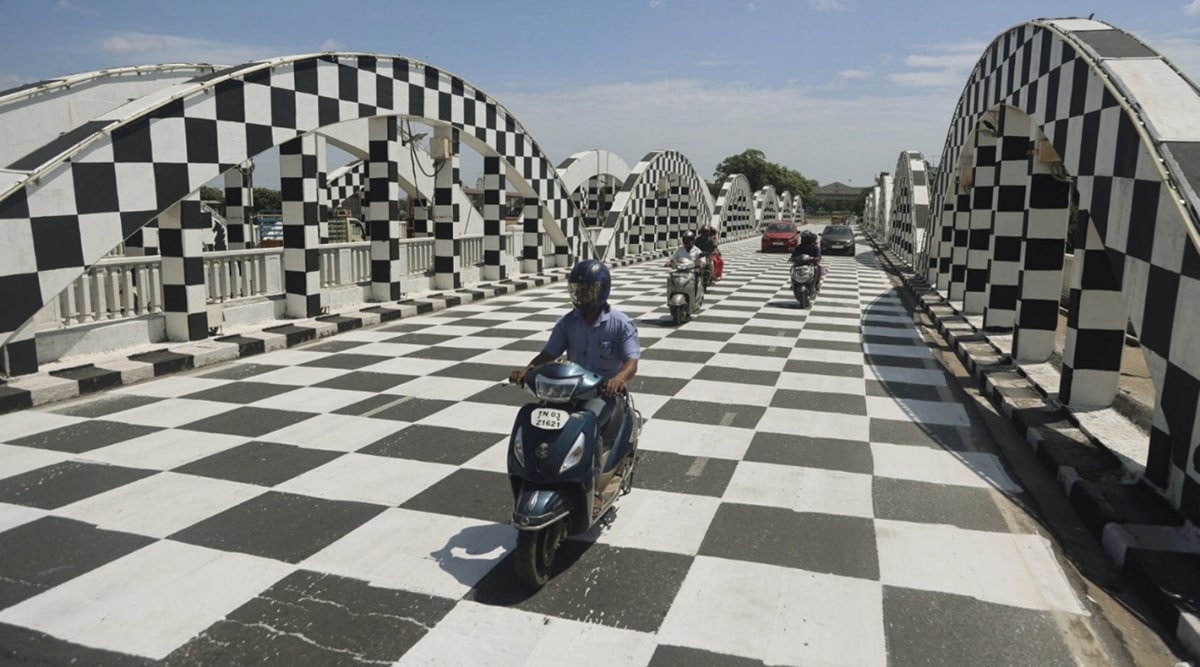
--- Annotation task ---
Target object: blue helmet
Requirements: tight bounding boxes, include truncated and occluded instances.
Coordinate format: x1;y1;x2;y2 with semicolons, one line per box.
568;260;611;315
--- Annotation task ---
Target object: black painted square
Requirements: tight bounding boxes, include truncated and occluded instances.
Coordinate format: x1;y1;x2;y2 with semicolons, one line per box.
182;381;296;404
174;441;343;486
654;399;765;428
400;469;512;523
8;420;161;453
170;491;386;563
873;477;1009;532
0;461;155;509
360;425;501;464
771;389;867;415
744;432;873;474
179;406;314;437
699;503;878;579
635;450;737;497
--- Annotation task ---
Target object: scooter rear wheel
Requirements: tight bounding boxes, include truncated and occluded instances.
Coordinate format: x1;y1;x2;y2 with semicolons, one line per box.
798;288;811;309
515;519;567;588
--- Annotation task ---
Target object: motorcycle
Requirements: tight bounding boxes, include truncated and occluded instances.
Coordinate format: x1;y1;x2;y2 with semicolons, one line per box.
507;361;643;588
791;254;820;309
667;255;707;325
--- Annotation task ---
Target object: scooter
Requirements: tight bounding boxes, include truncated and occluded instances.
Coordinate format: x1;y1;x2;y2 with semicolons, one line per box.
791;254;820;309
667;255;707;325
507;361;643;588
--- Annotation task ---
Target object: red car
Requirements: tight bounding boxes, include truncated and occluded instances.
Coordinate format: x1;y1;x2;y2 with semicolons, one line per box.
761;221;798;252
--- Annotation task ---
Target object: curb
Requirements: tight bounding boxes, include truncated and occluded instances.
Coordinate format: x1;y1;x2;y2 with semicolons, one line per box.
860;230;1200;660
0;249;667;415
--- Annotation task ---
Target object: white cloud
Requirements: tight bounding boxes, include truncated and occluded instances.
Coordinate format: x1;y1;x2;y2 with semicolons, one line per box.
649;0;664;7
747;2;758;11
495;79;953;186
55;0;87;12
320;38;343;51
98;32;278;65
808;0;850;11
1186;1;1200;16
838;68;870;80
886;43;984;89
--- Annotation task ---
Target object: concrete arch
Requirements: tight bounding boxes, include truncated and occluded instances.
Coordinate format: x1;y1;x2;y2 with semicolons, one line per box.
913;17;1200;519
593;149;713;260
0;64;221;172
712;174;754;238
0;52;586;346
887;150;931;266
754;185;782;225
557;150;632;232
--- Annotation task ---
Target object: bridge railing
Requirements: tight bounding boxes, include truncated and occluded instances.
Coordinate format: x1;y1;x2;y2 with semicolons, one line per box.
52;255;164;326
205;248;280;302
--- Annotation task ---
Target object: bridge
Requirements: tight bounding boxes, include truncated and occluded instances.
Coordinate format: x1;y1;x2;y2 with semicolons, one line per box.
0;16;1198;665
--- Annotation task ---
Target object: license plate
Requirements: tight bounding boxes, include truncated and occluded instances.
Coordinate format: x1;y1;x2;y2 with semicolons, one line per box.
773;241;783;246
531;408;569;430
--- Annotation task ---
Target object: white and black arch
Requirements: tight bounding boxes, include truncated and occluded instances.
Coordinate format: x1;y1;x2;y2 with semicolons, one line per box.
593;150;712;260
712;174;754;238
0;52;589;355
907;17;1200;520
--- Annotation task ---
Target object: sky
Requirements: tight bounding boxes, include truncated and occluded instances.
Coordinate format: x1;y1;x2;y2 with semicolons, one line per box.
5;0;1200;190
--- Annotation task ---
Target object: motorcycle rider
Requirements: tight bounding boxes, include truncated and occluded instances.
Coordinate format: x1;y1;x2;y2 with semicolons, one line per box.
791;229;824;284
667;230;702;265
510;260;640;451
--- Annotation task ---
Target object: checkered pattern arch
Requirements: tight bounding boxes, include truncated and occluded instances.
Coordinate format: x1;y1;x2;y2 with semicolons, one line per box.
754;186;781;225
886;151;930;267
913;17;1200;520
593;150;713;261
326;159;367;210
0;52;584;348
712;174;753;238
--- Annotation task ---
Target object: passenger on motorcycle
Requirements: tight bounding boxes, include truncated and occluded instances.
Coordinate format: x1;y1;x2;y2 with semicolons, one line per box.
695;226;723;281
509;260;641;448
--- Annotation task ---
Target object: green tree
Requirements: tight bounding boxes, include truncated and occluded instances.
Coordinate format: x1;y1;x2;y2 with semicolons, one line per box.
712;149;818;203
252;187;282;213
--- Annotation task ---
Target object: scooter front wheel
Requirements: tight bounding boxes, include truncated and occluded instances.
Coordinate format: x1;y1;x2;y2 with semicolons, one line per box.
515;519;567;588
670;304;686;326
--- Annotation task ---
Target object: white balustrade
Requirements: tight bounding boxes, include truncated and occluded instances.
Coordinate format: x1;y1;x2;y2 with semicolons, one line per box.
460;235;484;267
203;248;281;302
400;237;436;275
55;256;163;326
318;242;372;288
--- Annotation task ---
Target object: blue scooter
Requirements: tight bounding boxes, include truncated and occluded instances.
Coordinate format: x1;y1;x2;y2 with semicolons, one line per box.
507;361;643;588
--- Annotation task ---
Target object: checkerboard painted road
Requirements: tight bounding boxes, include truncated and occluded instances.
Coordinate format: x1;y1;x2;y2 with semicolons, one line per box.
0;232;1133;665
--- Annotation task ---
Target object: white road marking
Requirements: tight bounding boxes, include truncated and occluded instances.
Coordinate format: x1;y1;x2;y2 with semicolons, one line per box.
361;395;413;417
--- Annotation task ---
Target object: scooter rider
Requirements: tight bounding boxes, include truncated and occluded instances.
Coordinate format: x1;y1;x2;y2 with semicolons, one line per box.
668;230;702;265
510;260;640;448
792;230;822;272
695;226;723;281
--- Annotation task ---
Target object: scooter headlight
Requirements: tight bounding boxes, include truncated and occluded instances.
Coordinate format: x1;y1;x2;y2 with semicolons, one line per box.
512;426;525;468
559;433;587;472
535;375;580;403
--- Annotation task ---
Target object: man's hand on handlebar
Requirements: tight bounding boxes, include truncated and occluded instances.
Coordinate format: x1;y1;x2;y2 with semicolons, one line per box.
603;377;626;396
509;368;527;385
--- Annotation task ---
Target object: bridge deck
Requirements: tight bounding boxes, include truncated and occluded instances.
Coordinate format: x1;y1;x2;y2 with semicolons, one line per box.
0;235;1114;665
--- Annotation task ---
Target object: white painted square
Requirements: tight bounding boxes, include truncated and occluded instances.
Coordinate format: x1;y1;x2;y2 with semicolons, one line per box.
55;471;263;538
247;366;350;387
384;376;498;401
342;342;425;357
751;316;807;331
260;413;405;451
460;438;511;473
630;392;671;419
416;401;515;434
398;601;658;667
357;356;460;376
651;337;724;354
639;419;754;459
420;324;488;337
103;398;239;428
673;380;776;406
0;502;47;533
756;407;870;442
113;376;231;398
871;443;1021;492
0;443;71;480
658;556;886;666
777;371;867;395
275;453;455;505
706;353;787;373
0;541;292;660
866;395;971;427
250;386;375;413
864;342;934;359
727;332;799;349
724;461;874;517
635;359;703;379
875;519;1088;614
252;349;333;366
787;346;865;366
303;508;514;599
434;335;513;351
77;429;249;469
866;365;950;387
593;489;721;555
798;329;862;344
469;349;542;367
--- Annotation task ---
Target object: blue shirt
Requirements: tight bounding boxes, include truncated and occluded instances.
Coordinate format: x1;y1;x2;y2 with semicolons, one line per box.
791;242;821;260
543;308;641;380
